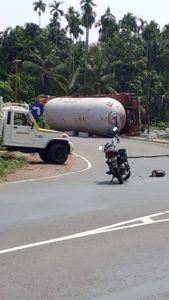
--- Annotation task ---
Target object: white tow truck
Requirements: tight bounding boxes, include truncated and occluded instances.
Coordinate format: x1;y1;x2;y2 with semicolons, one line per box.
0;96;73;164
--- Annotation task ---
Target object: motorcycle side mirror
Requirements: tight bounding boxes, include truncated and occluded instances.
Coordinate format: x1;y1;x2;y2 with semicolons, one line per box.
98;145;103;151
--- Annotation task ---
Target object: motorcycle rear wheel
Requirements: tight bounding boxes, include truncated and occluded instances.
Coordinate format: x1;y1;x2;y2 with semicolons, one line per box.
122;170;131;181
114;167;123;184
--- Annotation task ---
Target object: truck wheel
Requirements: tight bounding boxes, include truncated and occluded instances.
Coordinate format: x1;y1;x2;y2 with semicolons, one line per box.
48;143;68;164
39;149;50;162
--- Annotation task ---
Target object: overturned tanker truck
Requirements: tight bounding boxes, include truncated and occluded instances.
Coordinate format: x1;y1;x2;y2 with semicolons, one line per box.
44;96;126;137
41;93;147;137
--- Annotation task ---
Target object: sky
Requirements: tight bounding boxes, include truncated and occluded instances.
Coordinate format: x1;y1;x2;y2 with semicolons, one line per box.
1;0;169;43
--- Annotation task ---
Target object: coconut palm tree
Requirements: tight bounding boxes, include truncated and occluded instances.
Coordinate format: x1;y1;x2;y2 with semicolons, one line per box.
96;7;118;42
80;0;96;53
85;45;117;94
49;1;64;46
33;0;46;27
68;45;117;95
119;13;138;35
22;51;68;95
65;7;84;75
65;7;83;43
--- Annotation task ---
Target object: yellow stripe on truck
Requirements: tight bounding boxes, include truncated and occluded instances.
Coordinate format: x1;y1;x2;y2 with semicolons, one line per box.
32;117;67;135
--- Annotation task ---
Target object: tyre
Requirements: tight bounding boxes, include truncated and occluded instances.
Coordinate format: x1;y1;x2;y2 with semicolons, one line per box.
114;167;123;184
122;170;131;181
48;143;69;164
121;163;131;181
39;149;50;162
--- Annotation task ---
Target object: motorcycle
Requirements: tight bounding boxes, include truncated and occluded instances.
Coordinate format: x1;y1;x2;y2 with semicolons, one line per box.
100;127;131;184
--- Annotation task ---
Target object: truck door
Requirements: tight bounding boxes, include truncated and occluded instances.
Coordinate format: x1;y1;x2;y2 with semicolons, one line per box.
11;112;35;145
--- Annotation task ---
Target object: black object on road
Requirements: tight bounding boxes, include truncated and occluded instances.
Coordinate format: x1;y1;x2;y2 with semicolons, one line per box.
149;170;166;177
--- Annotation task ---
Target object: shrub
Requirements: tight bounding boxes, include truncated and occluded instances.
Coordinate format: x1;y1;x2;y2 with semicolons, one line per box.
151;121;169;130
0;152;27;177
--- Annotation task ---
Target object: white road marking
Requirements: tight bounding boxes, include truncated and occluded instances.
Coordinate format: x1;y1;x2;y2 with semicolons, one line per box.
0;211;169;255
0;153;91;186
140;216;155;224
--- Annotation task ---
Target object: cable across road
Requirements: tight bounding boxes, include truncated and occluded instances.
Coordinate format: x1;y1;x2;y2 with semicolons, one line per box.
128;154;169;158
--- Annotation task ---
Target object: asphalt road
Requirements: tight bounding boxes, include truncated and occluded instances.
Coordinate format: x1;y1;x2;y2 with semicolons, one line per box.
0;137;169;300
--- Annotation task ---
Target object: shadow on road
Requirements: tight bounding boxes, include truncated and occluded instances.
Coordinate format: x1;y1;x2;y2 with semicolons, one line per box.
95;180;121;185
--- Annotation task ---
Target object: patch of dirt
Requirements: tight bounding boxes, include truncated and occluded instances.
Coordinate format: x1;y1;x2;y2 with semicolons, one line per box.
0;152;85;183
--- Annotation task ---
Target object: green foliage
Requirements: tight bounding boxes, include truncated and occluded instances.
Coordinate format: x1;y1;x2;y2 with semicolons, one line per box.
151;121;169;130
8;73;36;103
0;81;13;101
96;7;118;42
0;152;27;177
36;116;49;128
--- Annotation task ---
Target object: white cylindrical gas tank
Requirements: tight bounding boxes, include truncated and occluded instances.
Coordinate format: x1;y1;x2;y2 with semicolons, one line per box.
44;97;126;136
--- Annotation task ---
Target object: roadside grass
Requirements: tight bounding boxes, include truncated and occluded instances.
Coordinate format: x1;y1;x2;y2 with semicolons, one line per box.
150;121;169;131
150;122;169;140
0;152;28;178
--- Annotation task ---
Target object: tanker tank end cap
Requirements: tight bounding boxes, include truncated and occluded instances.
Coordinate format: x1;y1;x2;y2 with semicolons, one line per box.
149;169;166;177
